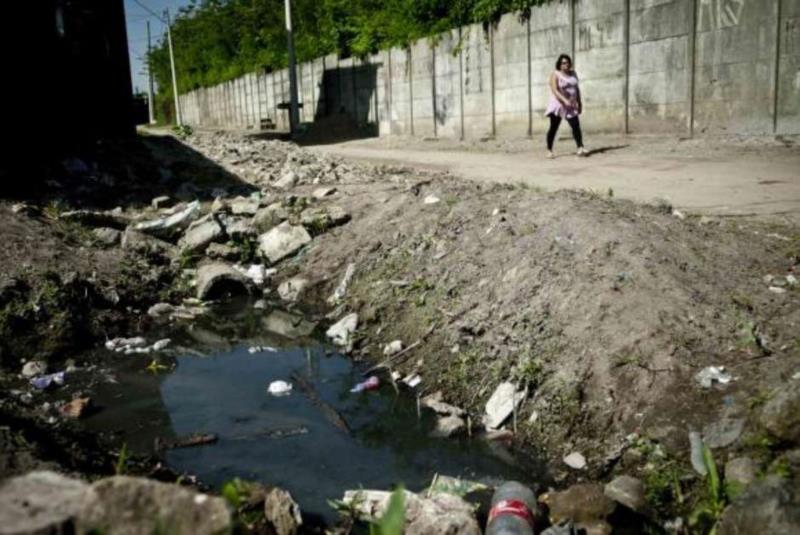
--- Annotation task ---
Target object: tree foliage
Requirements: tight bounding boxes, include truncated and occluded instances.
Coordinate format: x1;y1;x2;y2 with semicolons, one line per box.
148;0;553;115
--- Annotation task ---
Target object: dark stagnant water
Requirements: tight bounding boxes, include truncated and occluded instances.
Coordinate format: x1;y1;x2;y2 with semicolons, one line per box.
82;303;544;521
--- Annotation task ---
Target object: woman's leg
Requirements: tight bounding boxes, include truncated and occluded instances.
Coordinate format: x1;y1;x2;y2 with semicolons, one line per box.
546;115;562;151
566;116;584;148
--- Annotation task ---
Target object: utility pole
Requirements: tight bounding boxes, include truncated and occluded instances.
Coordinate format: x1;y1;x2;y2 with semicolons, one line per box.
146;20;156;124
164;8;183;126
284;0;300;136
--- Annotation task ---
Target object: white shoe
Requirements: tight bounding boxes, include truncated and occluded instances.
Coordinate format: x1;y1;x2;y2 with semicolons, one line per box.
577;147;588;156
546;151;554;159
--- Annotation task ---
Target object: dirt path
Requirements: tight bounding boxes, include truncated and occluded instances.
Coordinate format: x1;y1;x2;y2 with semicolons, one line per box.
308;135;800;222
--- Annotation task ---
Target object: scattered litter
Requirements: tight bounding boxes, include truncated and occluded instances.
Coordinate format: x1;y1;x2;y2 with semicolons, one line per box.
484;382;527;429
391;371;402;381
21;361;47;378
689;431;707;475
423;195;441;205
563;452;587;470
383;340;403;356
268;380;293;397
249;345;278;354
787;274;798;286
672;210;686;220
105;337;147;351
30;372;66;390
351;376;380;393
133;200;200;236
402;374;422;388
328;263;356;305
152;339;171;351
59;397;91;419
695;366;733;388
769;286;787;294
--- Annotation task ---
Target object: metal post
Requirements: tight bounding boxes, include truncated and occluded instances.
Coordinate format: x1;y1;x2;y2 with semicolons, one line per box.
431;44;438;137
146;21;156;124
623;0;630;134
527;16;532;138
688;0;698;137
459;29;465;140
164;9;182;126
772;0;783;134
490;24;496;138
284;0;300;135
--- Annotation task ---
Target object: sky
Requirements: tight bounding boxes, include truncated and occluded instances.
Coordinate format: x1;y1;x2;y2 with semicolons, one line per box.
124;0;192;95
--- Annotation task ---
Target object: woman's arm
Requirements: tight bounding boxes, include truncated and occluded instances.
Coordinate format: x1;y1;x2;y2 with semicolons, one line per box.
575;84;582;113
549;72;569;105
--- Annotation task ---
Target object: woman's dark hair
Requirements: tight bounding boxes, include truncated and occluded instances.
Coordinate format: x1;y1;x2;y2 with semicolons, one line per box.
555;54;573;70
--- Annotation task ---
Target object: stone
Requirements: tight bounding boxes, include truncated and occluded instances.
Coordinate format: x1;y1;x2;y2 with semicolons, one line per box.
484;382;526;430
252;203;288;233
206;243;239;260
224;217;256;239
195;262;253;300
421;393;465;417
148;302;175;318
21;360;47;378
604;476;646;513
702;417;745;449
133;200;201;238
343;489;480;535
383;340;403;356
300;206;351;233
151;195;174;210
430;415;466;438
717;476;800;535
229;196;260;216
263;487;302;535
77;476;231;535
179;216;226;254
258;222;312;264
724;457;758;492
278;277;309;302
0;471;89;534
326;313;358;348
760;384;800;442
313;187;337;199
211;197;228;213
274;171;298;189
424;195;441;205
545;484;616;527
92;227;122;246
563;452;587;470
121;229;175;257
262;310;316;339
59;397;91;419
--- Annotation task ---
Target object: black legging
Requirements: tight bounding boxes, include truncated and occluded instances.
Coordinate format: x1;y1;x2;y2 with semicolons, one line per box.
546;114;583;150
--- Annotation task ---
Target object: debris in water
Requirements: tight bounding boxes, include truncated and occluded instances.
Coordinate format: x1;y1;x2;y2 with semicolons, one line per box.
30;372;66;390
351;376;380;393
563;452;587;470
268;380;293;396
156;433;219;451
695;366;733;388
249;345;278;354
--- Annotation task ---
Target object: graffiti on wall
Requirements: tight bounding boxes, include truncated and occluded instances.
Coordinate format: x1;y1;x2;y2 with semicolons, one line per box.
698;0;746;31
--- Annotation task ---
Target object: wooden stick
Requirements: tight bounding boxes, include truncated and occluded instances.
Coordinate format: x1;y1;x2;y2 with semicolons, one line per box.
291;372;351;435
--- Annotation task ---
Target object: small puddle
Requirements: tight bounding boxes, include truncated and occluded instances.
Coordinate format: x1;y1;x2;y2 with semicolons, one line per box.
82;303;542;521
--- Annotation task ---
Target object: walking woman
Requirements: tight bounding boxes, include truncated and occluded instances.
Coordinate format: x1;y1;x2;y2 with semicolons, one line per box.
545;54;587;158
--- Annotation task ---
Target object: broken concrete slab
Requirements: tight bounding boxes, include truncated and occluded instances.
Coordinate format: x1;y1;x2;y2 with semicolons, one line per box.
179;216;226;254
326;313;358;348
195;262;253;300
258;222;312;264
252;203;289;233
484;382;527;430
263;487;303;535
229;196;261;216
133;200;201;238
278;277;310;302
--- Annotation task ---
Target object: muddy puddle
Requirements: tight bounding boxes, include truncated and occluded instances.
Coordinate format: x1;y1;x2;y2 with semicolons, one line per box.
80;302;542;520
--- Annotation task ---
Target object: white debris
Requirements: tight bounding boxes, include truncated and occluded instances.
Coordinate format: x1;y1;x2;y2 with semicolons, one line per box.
328;263;356;305
786;274;797;286
403;374;422;388
267;380;293;396
423;195;441;205
249;346;278;354
563;452;587;470
22;361;47;378
152;339;171;351
672;210;686;220
313;187;337;199
689;431;707;475
105;337;147;351
695;366;733;388
769;286;787;294
383;340;403;357
326;313;358;348
245;264;268;286
133;200;200;236
483;382;527;430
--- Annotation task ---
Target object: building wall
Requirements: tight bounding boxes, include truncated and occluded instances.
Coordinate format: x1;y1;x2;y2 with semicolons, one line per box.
179;0;800;138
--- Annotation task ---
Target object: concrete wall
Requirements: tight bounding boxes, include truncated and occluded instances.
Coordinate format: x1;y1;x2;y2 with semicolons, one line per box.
179;0;800;137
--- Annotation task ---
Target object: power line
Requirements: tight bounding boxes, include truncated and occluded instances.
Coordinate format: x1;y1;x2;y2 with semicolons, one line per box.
130;0;165;23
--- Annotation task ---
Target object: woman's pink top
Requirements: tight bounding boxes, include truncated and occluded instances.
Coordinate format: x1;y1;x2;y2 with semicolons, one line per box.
545;71;580;119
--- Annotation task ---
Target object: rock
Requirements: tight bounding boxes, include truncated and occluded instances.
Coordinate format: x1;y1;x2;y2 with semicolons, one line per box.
383;340;403;356
274;171;298;189
195;262;253;300
724;457;758;493
424;195;441;205
563;452;587;470
133;200;201;238
148;303;175;318
211;197;228;213
151;196;174;210
206;243;239;260
263;487;302;535
544;484;616;528
717;476;800;535
262;310;317;339
252;203;288;233
703;417;745;449
300;206;351;233
604;476;646;513
430;415;466;438
0;471;89;534
483;382;526;430
59;397;91;419
421;393;465;417
313;187;337;199
77;476;231;535
224;217;256;239
121;229;175;257
760;383;800;442
229;196;260;216
326;313;358;348
179;216;226;254
258;222;312;264
278;277;309;302
21;360;47;378
343;489;480;535
93;227;122;246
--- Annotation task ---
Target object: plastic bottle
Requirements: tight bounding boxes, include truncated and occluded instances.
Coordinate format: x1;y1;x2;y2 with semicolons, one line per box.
350;375;380;393
486;481;540;535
